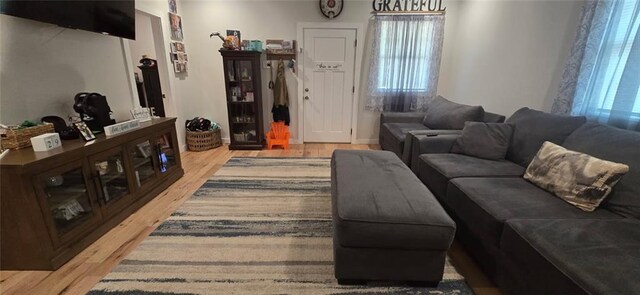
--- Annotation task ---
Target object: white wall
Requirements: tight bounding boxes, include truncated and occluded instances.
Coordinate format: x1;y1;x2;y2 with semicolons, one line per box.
178;0;581;143
129;12;156;79
0;15;135;123
178;0;376;143
437;0;582;118
0;1;190;149
0;0;582;144
356;0;463;142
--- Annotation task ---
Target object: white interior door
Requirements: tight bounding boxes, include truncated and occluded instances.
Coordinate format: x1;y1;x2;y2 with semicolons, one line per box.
303;28;356;143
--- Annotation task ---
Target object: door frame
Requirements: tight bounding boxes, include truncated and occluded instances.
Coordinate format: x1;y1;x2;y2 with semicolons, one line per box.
122;9;178;119
296;22;365;144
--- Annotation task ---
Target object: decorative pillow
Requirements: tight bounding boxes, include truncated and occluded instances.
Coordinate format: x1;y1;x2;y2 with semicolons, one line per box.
422;96;485;130
524;141;629;212
451;122;514;160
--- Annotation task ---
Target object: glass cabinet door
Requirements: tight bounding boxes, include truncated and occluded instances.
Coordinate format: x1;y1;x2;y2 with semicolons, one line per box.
91;148;133;215
130;139;157;188
36;161;101;245
226;60;237;83
155;131;177;174
239;60;254;102
229;60;258;144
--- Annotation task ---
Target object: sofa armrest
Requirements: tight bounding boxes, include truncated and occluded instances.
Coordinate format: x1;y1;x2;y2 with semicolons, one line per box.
410;134;460;174
402;130;462;165
379;113;427;153
380;112;426;124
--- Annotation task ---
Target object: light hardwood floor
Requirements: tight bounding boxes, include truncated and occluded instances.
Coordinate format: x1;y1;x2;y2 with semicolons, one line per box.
0;144;501;295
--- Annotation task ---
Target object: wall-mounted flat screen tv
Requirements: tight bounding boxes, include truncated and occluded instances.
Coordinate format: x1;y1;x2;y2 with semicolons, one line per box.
1;1;135;40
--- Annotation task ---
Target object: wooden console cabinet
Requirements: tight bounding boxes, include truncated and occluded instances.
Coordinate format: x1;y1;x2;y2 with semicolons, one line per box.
0;118;183;270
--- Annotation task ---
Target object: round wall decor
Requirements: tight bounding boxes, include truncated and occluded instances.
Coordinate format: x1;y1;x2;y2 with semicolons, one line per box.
319;0;344;19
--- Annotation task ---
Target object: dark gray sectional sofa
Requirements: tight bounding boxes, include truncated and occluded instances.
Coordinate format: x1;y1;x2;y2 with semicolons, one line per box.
379;96;505;160
410;107;640;294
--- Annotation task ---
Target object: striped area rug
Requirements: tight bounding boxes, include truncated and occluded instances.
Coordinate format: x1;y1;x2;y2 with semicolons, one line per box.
90;157;472;294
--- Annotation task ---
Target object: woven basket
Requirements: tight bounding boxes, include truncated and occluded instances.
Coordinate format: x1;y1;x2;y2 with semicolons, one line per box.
1;123;55;150
186;129;222;151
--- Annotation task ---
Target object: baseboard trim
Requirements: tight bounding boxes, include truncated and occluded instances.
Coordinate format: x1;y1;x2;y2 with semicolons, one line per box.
218;138;371;145
353;139;379;145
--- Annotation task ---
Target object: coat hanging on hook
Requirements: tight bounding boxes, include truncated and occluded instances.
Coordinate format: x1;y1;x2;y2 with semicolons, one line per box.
272;60;290;125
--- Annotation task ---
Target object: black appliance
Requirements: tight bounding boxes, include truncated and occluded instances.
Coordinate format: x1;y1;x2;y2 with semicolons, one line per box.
41;116;79;140
73;93;116;133
0;1;135;40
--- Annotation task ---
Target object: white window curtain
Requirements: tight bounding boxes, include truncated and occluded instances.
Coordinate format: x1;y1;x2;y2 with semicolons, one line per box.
366;14;445;112
552;0;640;131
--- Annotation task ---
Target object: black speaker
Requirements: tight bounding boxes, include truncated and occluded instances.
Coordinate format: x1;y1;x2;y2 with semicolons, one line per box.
73;92;116;132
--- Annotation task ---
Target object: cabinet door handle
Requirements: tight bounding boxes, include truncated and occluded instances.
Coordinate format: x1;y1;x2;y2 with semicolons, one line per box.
94;171;107;204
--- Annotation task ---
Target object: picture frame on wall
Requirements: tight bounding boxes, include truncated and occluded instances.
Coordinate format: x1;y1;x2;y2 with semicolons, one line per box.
173;61;187;73
173;61;180;72
175;42;185;52
169;42;187;73
168;0;177;14
170;42;185;53
177;52;187;63
169;13;183;40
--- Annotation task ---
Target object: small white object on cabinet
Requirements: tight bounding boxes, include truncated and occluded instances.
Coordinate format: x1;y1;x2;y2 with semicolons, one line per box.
30;133;62;152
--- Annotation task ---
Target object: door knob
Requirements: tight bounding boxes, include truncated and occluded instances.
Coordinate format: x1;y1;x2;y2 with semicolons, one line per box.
305;88;309;92
304;96;310;100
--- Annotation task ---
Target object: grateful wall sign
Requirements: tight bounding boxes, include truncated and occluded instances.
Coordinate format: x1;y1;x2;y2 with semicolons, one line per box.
372;0;446;12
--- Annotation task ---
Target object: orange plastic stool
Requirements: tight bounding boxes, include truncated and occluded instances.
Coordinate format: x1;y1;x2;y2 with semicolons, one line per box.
266;121;290;149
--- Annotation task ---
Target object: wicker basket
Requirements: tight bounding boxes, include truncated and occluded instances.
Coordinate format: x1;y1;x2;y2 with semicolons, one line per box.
186;129;222;151
1;123;55;150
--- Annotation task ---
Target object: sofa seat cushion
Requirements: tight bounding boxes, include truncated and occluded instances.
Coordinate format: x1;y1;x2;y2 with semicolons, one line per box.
445;178;622;249
332;150;455;251
380;122;430;157
418;154;525;199
501;219;640;295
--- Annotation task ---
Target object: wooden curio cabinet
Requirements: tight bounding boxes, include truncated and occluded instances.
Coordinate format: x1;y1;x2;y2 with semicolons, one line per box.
220;50;264;150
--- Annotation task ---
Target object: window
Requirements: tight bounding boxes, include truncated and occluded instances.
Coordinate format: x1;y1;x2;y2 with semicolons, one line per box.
590;0;640;115
570;0;640;129
366;14;445;112
376;19;435;92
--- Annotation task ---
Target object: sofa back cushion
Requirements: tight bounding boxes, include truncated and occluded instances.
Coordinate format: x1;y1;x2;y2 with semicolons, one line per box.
483;112;506;123
451;122;514;160
422;96;485;130
562;122;640;219
505;107;586;167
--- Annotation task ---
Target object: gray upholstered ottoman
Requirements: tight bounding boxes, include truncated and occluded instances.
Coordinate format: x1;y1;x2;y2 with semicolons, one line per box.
331;150;456;285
